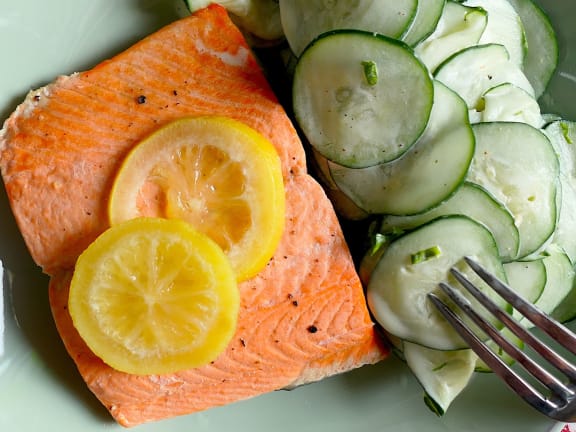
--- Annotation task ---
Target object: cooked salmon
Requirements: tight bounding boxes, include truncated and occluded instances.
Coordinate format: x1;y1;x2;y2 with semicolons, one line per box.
0;4;388;427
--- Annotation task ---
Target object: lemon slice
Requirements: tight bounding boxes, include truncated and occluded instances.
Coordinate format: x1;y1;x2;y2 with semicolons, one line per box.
68;217;239;375
108;116;285;282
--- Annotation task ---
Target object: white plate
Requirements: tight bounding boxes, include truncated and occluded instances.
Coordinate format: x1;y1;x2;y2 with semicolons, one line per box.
0;1;574;430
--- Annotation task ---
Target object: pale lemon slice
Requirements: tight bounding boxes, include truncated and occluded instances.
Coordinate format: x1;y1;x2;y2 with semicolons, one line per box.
108;116;285;282
68;217;239;375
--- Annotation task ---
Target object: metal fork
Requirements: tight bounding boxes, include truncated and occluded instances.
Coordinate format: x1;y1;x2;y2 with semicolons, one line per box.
428;256;576;422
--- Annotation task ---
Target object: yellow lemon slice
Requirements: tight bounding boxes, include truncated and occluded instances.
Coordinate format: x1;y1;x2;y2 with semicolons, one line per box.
68;217;239;375
108;116;285;282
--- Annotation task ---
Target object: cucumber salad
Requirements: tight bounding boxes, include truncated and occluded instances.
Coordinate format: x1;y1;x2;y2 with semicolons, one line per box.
185;0;576;416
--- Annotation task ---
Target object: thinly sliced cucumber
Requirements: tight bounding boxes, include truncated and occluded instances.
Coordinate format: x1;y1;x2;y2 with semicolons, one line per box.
552;179;576;264
385;333;406;360
325;188;370;221
279;0;418;56
504;258;546;320
311;147;338;190
507;0;559;98
328;80;473;215
403;342;477;415
477;82;543;128
544;120;576;263
292;30;433;168
403;0;447;47
551;279;576;324
467;122;559;258
525;245;575;326
463;0;527;67
310;149;369;221
435;43;534;110
475;258;545;372
534;244;574;313
379;182;520;261
185;0;283;40
474;327;524;373
367;215;507;350
415;1;488;73
386;333;405;350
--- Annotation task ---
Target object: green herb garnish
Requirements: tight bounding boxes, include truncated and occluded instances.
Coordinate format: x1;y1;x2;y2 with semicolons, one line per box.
369;233;388;256
561;121;573;144
362;60;378;86
411;245;442;264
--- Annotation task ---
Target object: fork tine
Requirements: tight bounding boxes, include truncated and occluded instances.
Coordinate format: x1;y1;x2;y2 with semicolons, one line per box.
448;265;576;384
428;292;550;413
436;280;572;398
465;256;576;357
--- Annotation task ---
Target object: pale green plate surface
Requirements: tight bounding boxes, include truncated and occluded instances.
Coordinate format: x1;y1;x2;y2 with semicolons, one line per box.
0;1;574;430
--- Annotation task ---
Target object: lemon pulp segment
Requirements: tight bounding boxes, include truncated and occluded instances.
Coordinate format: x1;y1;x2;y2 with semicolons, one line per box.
68;217;239;375
108;116;285;282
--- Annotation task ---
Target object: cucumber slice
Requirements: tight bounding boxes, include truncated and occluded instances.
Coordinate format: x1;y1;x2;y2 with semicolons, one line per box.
311;148;368;219
435;43;534;110
545;120;576;180
467;122;559;258
310;147;338;190
403;342;477;415
185;0;283;40
387;332;405;349
551;278;576;324
474;327;524;373
504;258;546;319
403;0;447;46
477;82;543;128
474;257;545;372
544;120;576;263
527;245;575;325
292;30;433;168
380;182;520;262
415;1;488;73
506;0;559;98
367;215;507;350
325;188;370;221
279;0;418;56
384;333;406;361
328;80;473;215
463;0;527;67
310;149;369;221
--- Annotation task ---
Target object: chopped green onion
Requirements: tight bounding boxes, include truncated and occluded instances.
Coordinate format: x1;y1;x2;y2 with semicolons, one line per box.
475;97;486;113
411;245;442;264
362;60;378;86
561;122;573;144
369;233;387;256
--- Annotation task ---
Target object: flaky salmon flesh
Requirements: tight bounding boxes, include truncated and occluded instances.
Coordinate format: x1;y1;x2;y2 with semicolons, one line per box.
0;4;388;427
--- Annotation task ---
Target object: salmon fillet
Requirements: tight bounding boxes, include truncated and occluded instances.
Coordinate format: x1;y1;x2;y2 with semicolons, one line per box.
0;5;305;275
0;4;387;427
49;175;384;426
